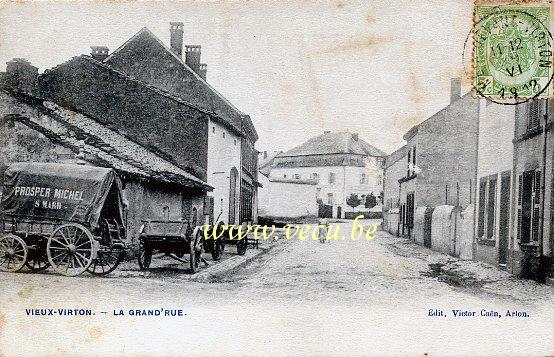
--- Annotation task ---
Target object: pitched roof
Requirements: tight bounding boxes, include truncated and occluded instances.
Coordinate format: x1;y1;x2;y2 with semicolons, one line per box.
279;131;387;158
104;27;256;139
2;89;212;190
385;144;409;168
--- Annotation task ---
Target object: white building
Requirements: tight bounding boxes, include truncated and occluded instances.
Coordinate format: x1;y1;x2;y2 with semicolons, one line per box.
260;131;386;219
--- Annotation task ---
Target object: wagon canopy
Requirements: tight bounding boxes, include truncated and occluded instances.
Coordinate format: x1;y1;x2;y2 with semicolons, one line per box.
1;162;125;228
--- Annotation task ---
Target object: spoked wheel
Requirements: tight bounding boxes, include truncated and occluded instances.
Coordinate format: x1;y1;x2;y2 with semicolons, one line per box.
0;234;28;272
138;244;152;270
87;247;125;275
47;224;95;277
210;223;226;261
189;228;203;273
25;243;50;272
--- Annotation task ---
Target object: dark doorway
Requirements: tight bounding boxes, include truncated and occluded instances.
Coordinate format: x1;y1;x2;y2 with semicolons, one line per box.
423;207;433;248
318;203;333;218
336;206;342;219
498;172;511;266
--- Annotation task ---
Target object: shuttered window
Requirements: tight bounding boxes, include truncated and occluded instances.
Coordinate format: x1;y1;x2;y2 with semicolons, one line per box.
528;101;540;130
518;170;537;243
486;176;497;239
478;177;487;238
531;171;541;242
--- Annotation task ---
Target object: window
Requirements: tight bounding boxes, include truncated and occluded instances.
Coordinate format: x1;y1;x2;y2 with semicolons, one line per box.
407;145;417;176
212;126;215;134
477;175;498;240
527;100;540;130
283;174;287;178
312;173;319;182
222;131;226;138
377;175;382;186
329;172;336;184
360;173;367;184
327;193;334;205
517;170;541;243
294;174;300;179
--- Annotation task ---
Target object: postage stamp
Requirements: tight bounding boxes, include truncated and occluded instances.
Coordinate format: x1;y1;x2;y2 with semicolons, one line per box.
473;2;553;103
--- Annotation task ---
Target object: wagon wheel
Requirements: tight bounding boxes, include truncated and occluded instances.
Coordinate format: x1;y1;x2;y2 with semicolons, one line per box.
138;244;152;270
0;234;28;272
87;247;125;275
189;228;203;273
47;223;95;277
25;243;50;272
210;223;226;261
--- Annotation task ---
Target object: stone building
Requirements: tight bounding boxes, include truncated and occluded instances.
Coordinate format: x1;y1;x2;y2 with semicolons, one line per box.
511;98;553;280
384;79;480;239
32;23;259;227
0;87;211;247
262;131;386;219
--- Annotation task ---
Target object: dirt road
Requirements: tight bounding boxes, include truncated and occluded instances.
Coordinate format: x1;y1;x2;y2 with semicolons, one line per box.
1;220;553;356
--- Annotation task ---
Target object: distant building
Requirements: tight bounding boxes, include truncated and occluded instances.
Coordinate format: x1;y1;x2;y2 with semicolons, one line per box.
261;131;386;219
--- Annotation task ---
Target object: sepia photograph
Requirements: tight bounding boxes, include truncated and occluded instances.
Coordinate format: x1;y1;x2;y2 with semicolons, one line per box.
0;0;552;355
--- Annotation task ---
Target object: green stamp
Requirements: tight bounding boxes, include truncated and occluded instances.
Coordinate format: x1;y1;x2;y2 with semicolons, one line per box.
474;6;553;102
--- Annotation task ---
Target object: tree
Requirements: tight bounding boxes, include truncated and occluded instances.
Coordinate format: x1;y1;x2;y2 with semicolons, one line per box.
346;194;361;211
365;192;377;209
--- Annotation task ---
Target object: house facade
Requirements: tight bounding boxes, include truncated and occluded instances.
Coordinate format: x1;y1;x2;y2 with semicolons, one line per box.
384;79;480;240
264;131;386;219
382;145;408;235
511;99;553;280
474;101;516;269
34;23;259;227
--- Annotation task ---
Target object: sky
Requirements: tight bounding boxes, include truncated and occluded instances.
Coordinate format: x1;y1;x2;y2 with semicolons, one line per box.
0;0;474;154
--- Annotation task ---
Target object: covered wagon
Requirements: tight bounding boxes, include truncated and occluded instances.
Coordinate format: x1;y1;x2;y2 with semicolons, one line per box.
0;162;127;276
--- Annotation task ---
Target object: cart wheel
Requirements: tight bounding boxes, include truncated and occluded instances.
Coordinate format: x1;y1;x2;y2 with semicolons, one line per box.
0;234;28;272
25;245;50;272
237;237;247;256
210;223;226;261
138;245;152;270
47;223;95;277
88;248;125;275
189;228;203;273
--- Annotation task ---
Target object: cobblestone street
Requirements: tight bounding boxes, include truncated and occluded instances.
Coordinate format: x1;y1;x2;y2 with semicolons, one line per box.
1;220;553;356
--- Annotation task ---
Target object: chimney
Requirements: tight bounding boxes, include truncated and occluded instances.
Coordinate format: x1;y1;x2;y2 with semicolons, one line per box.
450;77;461;104
185;45;202;74
3;58;38;94
352;132;359;141
90;46;109;61
170;22;184;57
199;63;207;80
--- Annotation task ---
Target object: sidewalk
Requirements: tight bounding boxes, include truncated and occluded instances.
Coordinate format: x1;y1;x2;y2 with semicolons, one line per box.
380;231;554;304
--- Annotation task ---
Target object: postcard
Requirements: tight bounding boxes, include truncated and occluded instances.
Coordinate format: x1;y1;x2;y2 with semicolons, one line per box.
0;0;552;356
